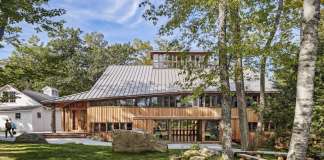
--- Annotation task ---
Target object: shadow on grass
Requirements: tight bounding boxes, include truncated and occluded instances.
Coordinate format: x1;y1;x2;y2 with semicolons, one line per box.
0;142;182;160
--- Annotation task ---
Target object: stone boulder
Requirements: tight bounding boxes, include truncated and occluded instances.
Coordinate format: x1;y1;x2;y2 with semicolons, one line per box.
183;150;201;159
181;148;220;160
15;133;47;144
112;130;167;153
199;147;219;158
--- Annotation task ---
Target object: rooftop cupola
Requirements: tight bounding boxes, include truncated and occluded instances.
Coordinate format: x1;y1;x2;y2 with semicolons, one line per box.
42;86;59;98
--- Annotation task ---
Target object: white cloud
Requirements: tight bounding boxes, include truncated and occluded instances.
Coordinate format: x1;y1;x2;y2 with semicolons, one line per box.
0;0;156;59
117;0;140;23
53;0;143;27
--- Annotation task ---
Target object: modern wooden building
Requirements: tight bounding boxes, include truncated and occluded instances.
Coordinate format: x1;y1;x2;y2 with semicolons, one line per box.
48;51;276;143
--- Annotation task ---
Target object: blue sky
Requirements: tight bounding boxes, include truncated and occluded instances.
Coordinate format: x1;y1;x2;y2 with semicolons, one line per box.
0;0;162;59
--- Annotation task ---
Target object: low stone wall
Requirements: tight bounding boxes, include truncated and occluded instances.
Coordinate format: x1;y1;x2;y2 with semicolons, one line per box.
112;130;167;153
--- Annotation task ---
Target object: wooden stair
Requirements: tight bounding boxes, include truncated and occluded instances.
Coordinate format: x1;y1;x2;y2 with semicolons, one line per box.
41;132;88;138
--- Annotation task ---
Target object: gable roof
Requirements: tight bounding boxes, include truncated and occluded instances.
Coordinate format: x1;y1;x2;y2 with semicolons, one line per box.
22;90;55;103
0;85;43;111
50;65;276;103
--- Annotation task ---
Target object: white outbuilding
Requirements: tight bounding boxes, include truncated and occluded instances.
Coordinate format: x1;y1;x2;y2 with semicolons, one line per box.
0;85;62;133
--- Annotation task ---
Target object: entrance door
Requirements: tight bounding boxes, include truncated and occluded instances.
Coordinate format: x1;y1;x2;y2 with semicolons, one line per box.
153;120;202;142
170;120;202;142
204;120;220;141
71;109;87;132
80;110;87;131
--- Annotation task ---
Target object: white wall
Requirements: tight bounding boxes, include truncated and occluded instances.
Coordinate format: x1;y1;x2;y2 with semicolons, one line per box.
0;108;62;133
0;85;62;133
31;107;62;132
0;110;33;132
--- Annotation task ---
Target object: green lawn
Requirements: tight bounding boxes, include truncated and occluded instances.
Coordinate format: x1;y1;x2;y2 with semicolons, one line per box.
0;142;182;160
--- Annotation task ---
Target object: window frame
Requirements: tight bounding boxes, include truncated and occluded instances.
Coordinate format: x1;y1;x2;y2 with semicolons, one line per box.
37;112;41;119
15;112;21;119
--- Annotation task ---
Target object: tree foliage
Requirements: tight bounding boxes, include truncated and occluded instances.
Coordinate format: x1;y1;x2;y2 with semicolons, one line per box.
0;0;65;47
0;27;153;96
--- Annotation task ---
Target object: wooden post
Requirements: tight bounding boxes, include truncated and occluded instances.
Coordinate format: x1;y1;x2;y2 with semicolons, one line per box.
62;107;65;131
168;120;171;142
51;105;56;133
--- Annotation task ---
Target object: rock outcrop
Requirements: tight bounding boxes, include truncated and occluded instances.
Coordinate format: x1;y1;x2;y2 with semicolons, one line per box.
15;133;47;144
112;130;167;153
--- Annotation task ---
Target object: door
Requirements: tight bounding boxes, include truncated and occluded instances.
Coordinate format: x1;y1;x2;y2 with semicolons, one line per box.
153;120;202;142
71;110;87;132
80;110;87;131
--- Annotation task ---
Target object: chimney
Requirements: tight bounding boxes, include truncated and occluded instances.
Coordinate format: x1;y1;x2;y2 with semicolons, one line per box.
42;86;59;98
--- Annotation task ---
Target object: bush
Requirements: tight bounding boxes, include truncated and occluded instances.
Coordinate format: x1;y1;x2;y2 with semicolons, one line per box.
190;143;200;150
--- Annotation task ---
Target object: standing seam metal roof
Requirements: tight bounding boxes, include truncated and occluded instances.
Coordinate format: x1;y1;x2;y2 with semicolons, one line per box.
51;65;276;102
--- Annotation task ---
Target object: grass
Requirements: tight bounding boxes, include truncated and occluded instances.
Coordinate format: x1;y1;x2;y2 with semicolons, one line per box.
0;142;182;160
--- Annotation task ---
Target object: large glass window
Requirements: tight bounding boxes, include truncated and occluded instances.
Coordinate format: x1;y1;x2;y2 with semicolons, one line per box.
89;95;226;108
120;123;126;130
170;96;176;107
205;96;210;107
127;123;132;130
205;120;220;141
94;123;100;132
232;96;237;107
107;123;113;131
113;123;120;130
100;123;107;132
248;122;257;132
151;97;158;107
211;95;217;107
137;97;148;107
176;96;181;107
181;95;192;107
153;120;169;140
163;96;170;107
199;96;204;107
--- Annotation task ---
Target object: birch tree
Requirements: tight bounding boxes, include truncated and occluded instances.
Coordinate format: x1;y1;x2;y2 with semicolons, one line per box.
287;0;320;159
218;1;234;159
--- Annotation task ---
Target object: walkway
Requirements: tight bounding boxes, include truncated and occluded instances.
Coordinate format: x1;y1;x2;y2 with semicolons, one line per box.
0;132;21;142
45;138;237;150
46;138;111;146
1;134;237;151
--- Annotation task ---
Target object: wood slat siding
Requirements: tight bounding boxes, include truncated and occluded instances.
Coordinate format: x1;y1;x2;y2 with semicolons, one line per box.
87;106;257;123
59;102;259;142
86;106;258;142
87;107;222;122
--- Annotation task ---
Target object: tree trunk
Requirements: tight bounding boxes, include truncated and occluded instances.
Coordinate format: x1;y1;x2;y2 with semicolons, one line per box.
256;0;283;146
0;16;8;41
235;57;250;150
232;2;249;151
256;55;266;146
0;26;4;41
218;0;233;159
287;0;320;159
255;55;267;146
